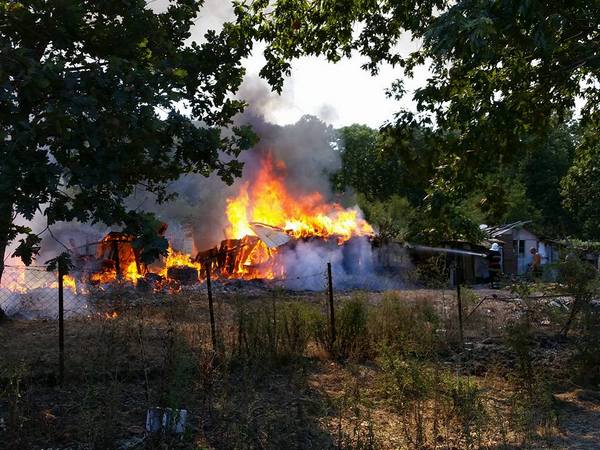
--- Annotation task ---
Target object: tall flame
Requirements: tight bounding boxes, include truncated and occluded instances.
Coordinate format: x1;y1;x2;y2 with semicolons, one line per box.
226;153;373;242
159;246;201;278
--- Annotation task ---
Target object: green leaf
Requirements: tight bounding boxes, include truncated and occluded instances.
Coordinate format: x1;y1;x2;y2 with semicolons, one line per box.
12;233;42;266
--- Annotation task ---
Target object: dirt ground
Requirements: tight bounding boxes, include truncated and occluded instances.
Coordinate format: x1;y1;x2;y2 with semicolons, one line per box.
0;286;599;449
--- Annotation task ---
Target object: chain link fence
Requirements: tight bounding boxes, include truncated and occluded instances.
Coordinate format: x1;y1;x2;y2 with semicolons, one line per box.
0;266;81;320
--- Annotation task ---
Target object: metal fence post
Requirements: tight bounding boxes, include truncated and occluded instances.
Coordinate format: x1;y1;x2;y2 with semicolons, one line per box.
456;260;464;349
327;262;336;348
206;264;217;352
58;264;65;384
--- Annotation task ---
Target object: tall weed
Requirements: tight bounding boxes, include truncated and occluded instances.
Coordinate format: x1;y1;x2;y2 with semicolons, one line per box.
370;292;440;357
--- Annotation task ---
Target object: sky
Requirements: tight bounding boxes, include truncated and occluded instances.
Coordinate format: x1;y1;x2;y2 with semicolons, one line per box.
179;0;426;129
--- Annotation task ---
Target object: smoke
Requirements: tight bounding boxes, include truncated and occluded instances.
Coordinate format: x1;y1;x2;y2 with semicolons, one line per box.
279;237;408;291
318;104;340;124
129;75;344;253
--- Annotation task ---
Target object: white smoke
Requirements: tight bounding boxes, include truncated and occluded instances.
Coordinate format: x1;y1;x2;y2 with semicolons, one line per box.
279;237;407;291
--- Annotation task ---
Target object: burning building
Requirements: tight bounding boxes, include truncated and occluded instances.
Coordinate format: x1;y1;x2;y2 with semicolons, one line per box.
84;151;376;287
0;116;405;321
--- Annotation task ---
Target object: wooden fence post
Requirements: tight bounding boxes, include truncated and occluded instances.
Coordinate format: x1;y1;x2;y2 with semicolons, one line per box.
327;262;336;348
206;264;217;352
58;264;65;384
113;240;121;279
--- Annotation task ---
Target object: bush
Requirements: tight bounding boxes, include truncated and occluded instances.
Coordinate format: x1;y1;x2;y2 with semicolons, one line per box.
572;307;600;387
378;350;489;449
443;375;487;449
504;315;559;444
370;292;440;357
234;299;320;364
334;296;370;360
278;302;320;359
378;352;436;449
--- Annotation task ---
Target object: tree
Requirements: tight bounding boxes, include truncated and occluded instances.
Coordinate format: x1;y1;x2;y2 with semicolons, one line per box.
334;125;381;198
470;121;576;236
561;122;600;240
235;0;600;225
519;122;577;236
0;0;256;280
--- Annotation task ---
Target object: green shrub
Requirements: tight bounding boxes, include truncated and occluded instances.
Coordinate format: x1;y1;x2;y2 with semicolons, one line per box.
443;375;487;449
335;296;370;360
234;299;320;364
234;299;277;361
278;302;320;359
370;292;440;357
572;307;600;387
378;352;436;449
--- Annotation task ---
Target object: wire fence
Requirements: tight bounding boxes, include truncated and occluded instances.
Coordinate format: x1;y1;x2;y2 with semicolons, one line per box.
0;266;78;320
0;258;583;388
0;260;335;384
0;263;333;320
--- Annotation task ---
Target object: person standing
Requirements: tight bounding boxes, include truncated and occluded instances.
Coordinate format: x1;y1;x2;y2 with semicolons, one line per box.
530;247;542;279
488;243;502;288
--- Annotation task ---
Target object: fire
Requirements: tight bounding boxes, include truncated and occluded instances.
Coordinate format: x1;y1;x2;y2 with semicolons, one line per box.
3;153;376;295
125;261;143;281
226;154;373;243
63;275;77;292
159;247;201;278
89;264;141;284
218;153;373;279
88;233;145;285
2;262;27;293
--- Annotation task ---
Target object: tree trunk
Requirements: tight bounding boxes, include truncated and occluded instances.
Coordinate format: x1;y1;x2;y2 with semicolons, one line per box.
0;201;13;321
561;296;584;337
0;202;13;284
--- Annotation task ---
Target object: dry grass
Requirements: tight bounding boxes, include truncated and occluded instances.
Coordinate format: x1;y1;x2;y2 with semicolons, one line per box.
0;287;598;449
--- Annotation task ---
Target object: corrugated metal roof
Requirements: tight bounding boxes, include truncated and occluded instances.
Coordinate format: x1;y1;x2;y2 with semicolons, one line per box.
481;220;532;238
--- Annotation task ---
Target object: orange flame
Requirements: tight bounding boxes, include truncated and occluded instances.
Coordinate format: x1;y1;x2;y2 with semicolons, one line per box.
63;275;77;292
222;153;373;279
226;154;373;242
159;246;201;278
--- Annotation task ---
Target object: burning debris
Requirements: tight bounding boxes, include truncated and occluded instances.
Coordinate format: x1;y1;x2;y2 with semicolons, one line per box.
1;148;398;319
78;152;377;288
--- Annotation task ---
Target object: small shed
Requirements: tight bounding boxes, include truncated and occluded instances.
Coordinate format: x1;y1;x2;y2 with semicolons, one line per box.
483;221;560;276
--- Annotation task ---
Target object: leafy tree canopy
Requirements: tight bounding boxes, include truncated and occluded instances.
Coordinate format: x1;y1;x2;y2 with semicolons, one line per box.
236;0;599;241
0;0;257;273
561;120;600;240
237;0;599;133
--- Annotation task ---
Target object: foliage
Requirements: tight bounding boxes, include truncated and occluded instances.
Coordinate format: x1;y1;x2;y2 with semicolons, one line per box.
0;0;256;271
561;121;600;240
234;299;319;364
369;293;440;357
357;194;414;242
333;295;370;360
378;354;436;449
333;125;381;198
335;124;431;205
44;251;74;275
503;317;559;445
520;122;578;236
556;252;600;336
443;376;487;449
237;0;600;241
378;351;488;449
